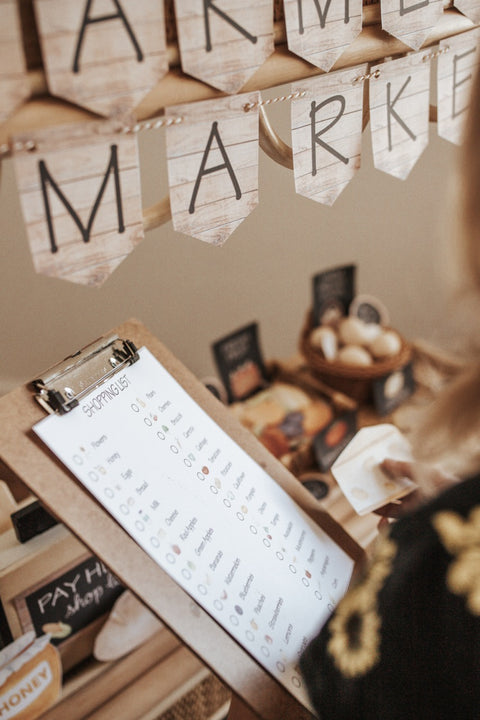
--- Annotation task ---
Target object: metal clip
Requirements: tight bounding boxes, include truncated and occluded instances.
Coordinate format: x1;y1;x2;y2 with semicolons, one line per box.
32;335;139;414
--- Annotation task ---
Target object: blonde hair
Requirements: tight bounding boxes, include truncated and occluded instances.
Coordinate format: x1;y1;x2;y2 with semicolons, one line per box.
413;63;480;480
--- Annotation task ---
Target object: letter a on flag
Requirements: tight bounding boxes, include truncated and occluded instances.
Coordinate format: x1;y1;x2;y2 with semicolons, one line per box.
165;93;260;244
174;0;274;93
12;119;144;286
369;53;430;179
33;0;168;116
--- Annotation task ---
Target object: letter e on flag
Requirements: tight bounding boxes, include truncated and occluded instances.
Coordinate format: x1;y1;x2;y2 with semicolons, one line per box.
12;119;144;286
437;29;480;145
165;93;260;244
369;53;430;179
380;0;443;51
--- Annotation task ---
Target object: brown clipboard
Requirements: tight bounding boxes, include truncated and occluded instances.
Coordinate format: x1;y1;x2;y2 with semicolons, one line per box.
0;319;364;719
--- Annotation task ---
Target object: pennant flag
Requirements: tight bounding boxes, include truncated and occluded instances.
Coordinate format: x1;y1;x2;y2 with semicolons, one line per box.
12;119;144;286
283;0;363;72
291;65;367;206
33;0;168;117
369;53;430;179
380;0;443;51
453;0;480;23
165;93;260;244
437;29;480;144
0;0;30;123
173;0;274;94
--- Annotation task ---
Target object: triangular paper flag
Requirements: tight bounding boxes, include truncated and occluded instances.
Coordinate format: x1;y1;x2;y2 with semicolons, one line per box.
283;0;363;72
34;0;168;117
12;118;144;286
437;29;480;145
166;93;260;245
381;0;444;51
0;0;30;123
291;65;367;206
369;52;430;179
174;0;274;93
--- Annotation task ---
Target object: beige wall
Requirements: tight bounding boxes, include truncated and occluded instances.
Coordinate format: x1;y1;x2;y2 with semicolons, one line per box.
0;93;461;396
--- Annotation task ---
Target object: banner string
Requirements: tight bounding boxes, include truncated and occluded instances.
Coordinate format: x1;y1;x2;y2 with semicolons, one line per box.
0;49;450;159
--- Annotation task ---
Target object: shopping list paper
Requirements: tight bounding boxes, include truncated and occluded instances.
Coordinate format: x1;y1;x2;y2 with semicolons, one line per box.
34;347;354;710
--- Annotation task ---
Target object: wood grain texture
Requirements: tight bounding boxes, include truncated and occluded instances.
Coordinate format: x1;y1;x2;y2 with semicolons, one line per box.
166;92;260;245
437;27;480;144
0;0;30;123
33;0;168;117
291;64;367;206
174;0;274;93
12;118;144;286
454;0;480;22
381;0;444;50
369;52;431;179
284;0;363;72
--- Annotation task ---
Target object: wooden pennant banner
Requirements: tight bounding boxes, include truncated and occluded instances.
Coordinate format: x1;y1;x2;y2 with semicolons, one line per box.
12;118;144;287
0;0;30;123
283;0;363;73
454;0;480;22
165;92;260;245
369;52;431;180
33;0;168;117
437;29;480;144
173;0;274;94
380;0;443;51
291;65;367;206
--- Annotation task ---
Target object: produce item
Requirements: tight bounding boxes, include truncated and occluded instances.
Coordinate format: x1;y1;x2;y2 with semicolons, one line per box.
309;326;338;360
338;316;380;346
337;345;373;367
369;330;402;358
232;382;333;460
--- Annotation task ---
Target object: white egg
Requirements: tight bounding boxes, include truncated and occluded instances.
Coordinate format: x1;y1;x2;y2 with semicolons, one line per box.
369;330;402;358
310;325;338;361
337;345;373;367
338;317;381;346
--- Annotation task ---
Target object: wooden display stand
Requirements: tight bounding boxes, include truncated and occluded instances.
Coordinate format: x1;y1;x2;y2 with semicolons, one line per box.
0;319;365;720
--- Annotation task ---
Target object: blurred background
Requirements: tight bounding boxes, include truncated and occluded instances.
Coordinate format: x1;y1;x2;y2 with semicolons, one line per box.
0;81;463;396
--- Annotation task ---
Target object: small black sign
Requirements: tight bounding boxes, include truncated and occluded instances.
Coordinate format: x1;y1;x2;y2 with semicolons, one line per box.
372;362;416;416
212;323;269;404
313;410;357;472
21;556;123;645
312;264;356;327
0;597;13;650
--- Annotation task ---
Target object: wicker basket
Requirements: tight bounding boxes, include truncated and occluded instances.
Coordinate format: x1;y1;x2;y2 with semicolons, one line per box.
299;311;412;404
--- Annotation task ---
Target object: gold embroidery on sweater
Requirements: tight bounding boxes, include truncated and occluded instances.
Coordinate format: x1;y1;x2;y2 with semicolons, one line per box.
327;537;397;679
432;506;480;616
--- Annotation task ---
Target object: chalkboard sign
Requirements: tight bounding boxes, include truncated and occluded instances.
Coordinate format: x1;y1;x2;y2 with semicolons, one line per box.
15;555;123;645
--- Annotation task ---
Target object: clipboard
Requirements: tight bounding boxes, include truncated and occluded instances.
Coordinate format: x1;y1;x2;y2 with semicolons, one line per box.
0;319;364;719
